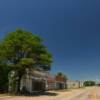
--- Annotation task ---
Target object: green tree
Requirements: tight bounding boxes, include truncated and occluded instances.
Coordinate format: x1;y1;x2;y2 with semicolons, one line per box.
0;62;10;92
56;72;68;82
0;29;52;93
84;81;96;86
56;72;63;77
56;72;68;79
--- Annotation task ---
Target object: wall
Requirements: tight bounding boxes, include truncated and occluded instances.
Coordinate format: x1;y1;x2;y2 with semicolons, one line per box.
66;80;80;89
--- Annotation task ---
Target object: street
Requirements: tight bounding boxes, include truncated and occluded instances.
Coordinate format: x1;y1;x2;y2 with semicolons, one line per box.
0;87;100;100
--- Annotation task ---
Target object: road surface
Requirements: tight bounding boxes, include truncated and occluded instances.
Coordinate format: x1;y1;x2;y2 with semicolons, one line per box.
0;87;100;100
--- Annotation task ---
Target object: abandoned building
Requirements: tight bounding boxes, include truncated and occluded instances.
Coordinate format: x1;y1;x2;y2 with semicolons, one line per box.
66;80;84;89
9;68;83;94
20;69;47;93
9;68;47;93
55;75;66;90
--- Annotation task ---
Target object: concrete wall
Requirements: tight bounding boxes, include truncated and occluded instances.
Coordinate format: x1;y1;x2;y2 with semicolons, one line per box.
55;81;66;90
20;69;48;93
20;75;32;93
66;80;80;89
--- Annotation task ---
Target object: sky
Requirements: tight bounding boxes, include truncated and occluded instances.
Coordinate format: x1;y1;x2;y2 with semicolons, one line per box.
0;0;100;81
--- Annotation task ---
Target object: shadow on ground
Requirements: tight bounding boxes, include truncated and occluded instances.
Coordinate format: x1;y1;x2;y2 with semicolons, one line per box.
41;92;58;96
16;91;58;97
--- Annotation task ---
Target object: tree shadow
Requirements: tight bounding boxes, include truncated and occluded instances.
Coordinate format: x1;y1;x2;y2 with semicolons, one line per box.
19;91;58;97
40;91;58;96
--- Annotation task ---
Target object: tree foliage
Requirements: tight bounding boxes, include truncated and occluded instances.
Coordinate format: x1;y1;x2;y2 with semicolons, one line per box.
0;29;52;68
84;81;96;86
56;72;68;80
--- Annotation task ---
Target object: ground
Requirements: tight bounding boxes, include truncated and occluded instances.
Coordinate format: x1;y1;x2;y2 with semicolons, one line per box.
0;87;100;100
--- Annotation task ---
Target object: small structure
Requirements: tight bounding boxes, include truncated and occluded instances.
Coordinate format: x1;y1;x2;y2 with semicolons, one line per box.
66;80;84;89
55;75;66;90
9;68;60;94
20;69;47;93
9;68;48;94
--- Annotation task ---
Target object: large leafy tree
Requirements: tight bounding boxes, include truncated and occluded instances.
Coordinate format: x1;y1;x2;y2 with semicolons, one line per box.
0;29;52;93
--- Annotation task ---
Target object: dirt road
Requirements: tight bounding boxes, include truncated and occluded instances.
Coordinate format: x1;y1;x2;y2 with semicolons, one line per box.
0;87;100;100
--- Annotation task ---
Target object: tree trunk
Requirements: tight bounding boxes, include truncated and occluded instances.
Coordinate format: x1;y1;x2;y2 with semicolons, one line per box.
16;76;21;94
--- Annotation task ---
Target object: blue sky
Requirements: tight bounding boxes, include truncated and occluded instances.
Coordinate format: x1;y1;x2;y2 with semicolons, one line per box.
0;0;100;80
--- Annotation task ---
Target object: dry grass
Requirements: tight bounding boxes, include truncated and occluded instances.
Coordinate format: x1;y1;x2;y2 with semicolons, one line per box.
0;93;9;97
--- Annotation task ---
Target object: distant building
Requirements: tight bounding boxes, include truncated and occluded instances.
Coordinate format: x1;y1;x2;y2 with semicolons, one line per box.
66;80;84;89
55;75;66;90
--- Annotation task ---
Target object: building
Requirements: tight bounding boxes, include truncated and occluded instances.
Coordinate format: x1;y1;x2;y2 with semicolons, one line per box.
46;73;56;90
55;75;66;90
9;68;60;94
66;80;84;89
20;69;47;93
9;68;48;94
9;68;83;94
20;70;67;92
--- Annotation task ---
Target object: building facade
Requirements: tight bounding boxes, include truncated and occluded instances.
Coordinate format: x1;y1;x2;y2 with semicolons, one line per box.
9;69;83;94
20;70;46;93
55;75;66;90
66;80;84;89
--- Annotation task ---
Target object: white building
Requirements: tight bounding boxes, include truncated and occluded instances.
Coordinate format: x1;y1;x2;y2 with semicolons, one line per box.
9;68;49;94
66;80;84;89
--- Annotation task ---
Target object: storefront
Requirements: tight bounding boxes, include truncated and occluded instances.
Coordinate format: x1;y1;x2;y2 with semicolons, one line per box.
20;70;47;93
55;81;65;89
55;76;66;90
